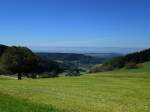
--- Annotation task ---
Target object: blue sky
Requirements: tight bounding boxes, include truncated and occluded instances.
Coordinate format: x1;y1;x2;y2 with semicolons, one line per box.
0;0;150;51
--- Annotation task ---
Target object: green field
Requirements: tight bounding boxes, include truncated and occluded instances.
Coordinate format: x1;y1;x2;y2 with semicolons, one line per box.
0;62;150;112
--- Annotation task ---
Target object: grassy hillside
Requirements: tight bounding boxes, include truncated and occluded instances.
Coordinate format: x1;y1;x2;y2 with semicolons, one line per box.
127;61;150;73
0;62;150;112
0;93;60;112
99;48;150;72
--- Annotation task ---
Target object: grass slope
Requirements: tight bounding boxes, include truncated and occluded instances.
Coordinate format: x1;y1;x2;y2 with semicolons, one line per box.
127;61;150;73
0;93;60;112
0;62;150;112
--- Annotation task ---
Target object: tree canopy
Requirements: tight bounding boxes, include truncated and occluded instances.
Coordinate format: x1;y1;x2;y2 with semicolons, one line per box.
0;45;61;79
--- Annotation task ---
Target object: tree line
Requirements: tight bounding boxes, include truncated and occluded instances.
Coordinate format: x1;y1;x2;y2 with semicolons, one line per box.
90;48;150;72
0;45;61;80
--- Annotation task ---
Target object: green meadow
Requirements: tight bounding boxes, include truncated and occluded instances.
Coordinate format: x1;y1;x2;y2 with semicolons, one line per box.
0;62;150;112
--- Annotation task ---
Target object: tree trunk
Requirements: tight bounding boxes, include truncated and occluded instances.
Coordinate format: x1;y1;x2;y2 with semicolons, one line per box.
18;73;22;80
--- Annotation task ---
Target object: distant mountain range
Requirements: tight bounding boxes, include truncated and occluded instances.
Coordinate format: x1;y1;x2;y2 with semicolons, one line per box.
31;46;145;54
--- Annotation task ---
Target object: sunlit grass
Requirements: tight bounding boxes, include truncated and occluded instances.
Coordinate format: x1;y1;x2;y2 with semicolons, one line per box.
0;62;150;112
0;93;61;112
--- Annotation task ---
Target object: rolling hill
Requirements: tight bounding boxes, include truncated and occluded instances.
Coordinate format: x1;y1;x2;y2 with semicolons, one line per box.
0;61;150;112
36;52;121;69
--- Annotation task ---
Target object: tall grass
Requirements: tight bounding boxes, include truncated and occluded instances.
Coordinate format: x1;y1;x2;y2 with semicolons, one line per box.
0;93;61;112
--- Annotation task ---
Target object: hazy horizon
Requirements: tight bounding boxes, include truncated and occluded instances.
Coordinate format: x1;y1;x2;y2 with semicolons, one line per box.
0;44;146;54
30;46;146;54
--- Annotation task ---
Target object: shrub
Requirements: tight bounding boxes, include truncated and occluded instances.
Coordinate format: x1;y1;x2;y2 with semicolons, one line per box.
125;62;138;69
89;64;114;73
30;74;37;79
65;68;80;76
39;72;59;78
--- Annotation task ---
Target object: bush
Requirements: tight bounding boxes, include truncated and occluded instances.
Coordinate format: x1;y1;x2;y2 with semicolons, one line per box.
0;66;6;75
89;64;114;73
39;72;59;78
30;74;37;79
125;62;138;69
89;64;102;73
65;68;80;76
104;56;125;69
